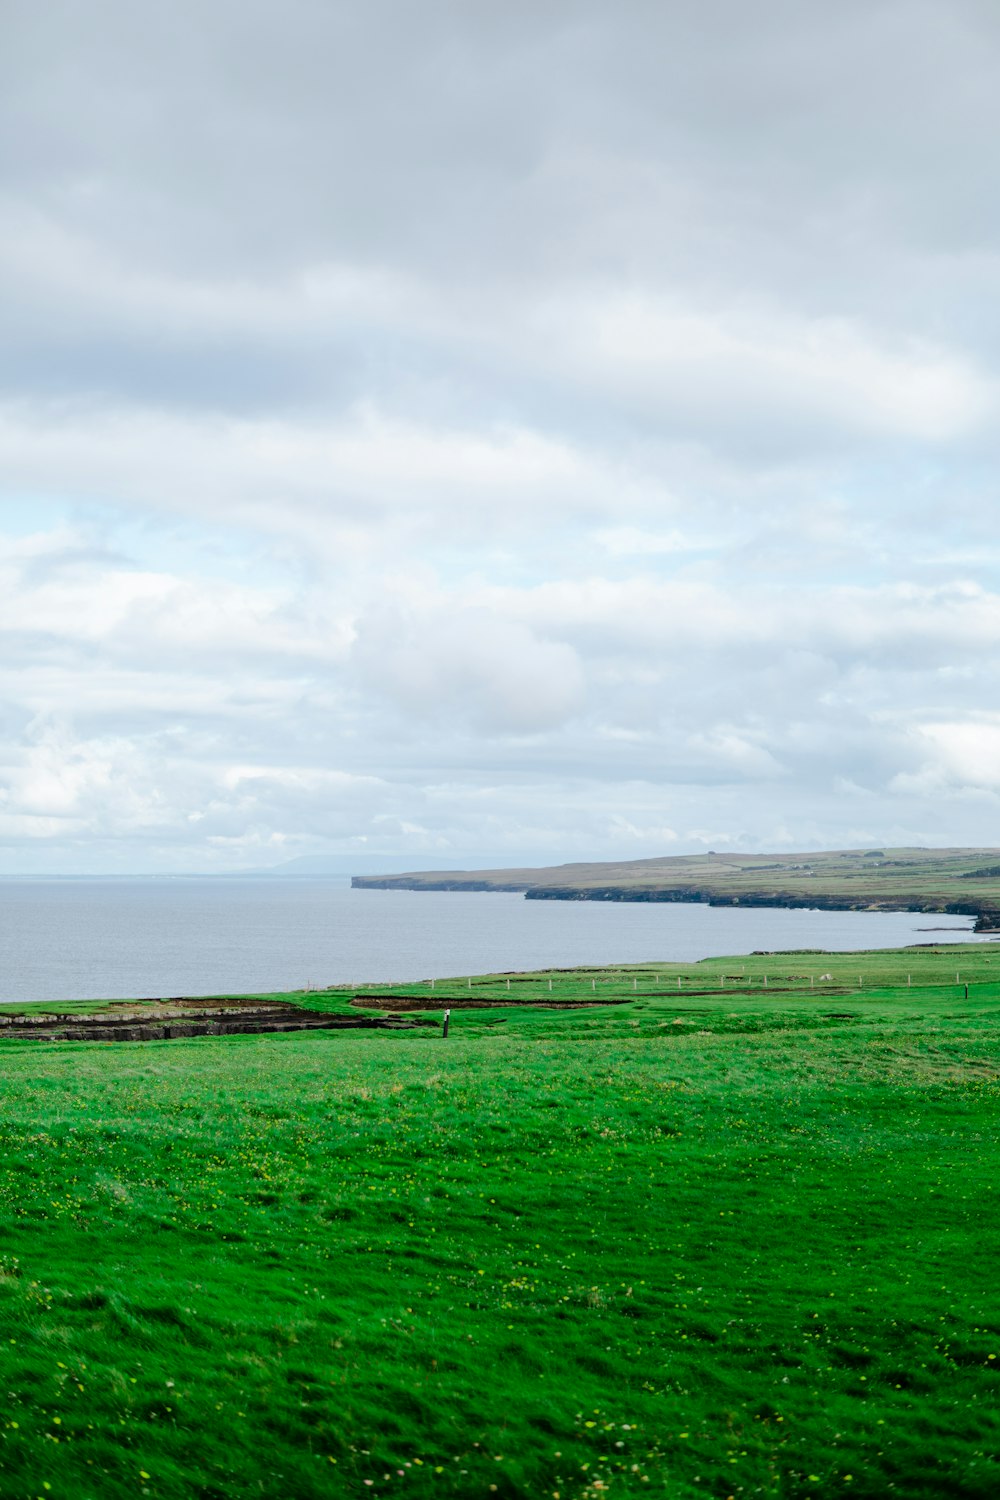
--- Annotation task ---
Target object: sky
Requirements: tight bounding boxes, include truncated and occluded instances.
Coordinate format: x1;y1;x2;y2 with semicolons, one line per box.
3;0;1000;874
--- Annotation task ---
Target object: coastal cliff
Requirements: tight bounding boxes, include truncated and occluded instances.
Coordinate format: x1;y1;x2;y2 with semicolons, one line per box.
351;847;1000;932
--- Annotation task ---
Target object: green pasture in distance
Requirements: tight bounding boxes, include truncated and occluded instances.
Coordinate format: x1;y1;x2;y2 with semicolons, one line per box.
0;945;998;1498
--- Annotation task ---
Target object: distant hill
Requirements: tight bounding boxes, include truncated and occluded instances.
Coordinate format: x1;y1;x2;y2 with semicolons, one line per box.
351;847;1000;931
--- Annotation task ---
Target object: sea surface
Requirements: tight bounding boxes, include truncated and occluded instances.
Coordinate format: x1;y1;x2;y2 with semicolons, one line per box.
0;876;984;1004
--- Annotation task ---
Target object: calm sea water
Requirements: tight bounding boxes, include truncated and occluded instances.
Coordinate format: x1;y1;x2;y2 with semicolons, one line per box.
0;876;982;1004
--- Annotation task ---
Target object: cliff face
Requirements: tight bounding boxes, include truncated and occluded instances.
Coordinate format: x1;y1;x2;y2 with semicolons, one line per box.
351;847;1000;931
522;884;1000;930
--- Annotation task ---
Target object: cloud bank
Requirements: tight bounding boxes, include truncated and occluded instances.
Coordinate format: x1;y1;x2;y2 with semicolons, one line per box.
2;0;1000;870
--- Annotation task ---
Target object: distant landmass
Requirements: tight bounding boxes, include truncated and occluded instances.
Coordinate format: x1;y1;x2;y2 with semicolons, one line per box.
351;847;1000;931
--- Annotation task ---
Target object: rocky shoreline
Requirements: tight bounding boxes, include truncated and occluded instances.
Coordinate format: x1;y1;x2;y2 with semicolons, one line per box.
352;874;1000;932
522;884;1000;931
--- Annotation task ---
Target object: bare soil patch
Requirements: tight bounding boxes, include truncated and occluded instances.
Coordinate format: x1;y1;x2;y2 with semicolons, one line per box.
0;996;430;1042
349;994;630;1011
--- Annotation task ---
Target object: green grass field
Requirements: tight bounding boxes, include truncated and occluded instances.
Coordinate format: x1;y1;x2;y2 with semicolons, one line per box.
1;945;998;1498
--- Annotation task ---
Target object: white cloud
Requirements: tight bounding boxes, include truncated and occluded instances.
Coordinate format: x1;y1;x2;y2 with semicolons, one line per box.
896;720;1000;792
540;291;997;443
0;401;650;552
594;525;715;557
353;607;586;734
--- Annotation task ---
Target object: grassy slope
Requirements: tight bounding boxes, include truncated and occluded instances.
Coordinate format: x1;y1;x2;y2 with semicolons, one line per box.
350;846;1000;917
0;948;998;1499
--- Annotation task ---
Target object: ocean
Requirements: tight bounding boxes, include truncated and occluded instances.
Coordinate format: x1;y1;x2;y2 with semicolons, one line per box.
0;875;982;1004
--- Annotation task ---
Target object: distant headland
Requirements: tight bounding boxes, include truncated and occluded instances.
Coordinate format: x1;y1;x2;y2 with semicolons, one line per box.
352;846;1000;932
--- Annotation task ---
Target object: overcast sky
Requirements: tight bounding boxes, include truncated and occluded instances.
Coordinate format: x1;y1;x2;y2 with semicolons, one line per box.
3;0;1000;873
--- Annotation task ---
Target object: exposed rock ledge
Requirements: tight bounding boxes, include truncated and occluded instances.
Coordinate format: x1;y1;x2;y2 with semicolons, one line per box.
523;885;1000;933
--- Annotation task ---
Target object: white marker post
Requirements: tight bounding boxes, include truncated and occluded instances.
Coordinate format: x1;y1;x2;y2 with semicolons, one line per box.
442;1009;450;1039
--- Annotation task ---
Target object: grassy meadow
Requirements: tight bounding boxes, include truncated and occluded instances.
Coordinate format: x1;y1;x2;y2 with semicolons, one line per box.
0;945;998;1498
